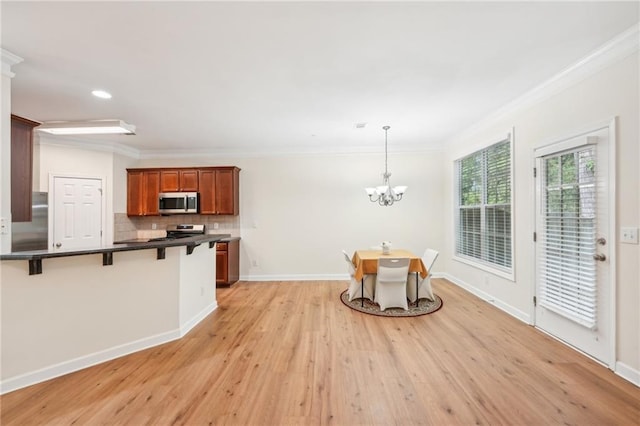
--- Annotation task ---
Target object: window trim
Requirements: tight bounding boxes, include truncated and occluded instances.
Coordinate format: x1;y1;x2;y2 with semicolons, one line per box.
453;130;515;281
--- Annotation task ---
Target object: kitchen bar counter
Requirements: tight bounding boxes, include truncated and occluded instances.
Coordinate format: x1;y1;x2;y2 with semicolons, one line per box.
0;234;231;275
1;233;222;393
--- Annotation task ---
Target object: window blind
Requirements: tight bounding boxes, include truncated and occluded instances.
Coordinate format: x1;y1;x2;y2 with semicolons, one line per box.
538;147;597;329
455;138;512;270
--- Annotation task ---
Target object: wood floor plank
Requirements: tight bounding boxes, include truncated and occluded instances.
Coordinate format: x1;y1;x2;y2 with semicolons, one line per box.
1;279;638;425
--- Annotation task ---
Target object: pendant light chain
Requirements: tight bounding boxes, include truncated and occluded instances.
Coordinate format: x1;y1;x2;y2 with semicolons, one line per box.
383;125;389;176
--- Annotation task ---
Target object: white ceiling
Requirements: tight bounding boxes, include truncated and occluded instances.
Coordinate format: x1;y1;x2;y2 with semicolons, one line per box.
2;1;638;156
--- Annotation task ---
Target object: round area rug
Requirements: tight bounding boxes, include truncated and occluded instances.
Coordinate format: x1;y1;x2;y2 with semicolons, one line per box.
340;290;443;317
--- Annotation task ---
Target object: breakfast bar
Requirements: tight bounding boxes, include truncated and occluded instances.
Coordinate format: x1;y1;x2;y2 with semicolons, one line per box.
0;233;229;275
0;235;228;393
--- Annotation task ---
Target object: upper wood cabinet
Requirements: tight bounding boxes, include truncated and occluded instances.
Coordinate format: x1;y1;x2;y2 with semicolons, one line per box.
127;170;160;216
127;166;239;216
160;169;199;192
11;115;40;222
198;167;240;215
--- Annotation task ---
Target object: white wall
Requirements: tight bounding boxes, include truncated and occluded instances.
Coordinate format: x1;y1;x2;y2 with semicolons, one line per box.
113;152;138;214
179;242;217;325
442;53;639;377
137;150;446;280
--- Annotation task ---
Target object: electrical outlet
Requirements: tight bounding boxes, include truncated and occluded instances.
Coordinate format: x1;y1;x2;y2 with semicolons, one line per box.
151;223;157;230
252;259;258;267
0;217;7;235
213;222;219;230
621;227;639;244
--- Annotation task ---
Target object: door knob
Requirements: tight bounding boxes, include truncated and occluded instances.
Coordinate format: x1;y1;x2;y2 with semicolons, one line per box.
596;237;606;246
55;243;62;248
593;253;606;261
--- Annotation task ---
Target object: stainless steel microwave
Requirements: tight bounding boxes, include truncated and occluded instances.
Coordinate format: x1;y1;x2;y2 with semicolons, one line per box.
158;192;199;214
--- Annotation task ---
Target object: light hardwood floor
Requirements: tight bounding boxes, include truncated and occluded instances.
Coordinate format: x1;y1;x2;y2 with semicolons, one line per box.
1;279;638;425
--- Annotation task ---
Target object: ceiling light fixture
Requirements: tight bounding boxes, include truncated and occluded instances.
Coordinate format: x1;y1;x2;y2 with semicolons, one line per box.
365;125;407;206
37;119;136;135
91;90;112;99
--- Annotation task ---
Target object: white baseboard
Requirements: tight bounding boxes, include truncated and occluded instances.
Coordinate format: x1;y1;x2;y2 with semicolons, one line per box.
1;302;219;395
616;361;640;387
438;272;531;324
240;273;348;281
180;301;218;336
0;329;181;395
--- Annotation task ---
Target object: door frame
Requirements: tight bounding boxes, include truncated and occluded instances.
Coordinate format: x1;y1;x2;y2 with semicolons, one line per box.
531;117;617;369
48;173;107;250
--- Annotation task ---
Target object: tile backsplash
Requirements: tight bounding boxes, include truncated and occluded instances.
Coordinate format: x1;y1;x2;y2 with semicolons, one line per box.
114;213;240;241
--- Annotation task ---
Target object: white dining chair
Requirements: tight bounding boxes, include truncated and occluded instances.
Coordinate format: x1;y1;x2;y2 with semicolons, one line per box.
374;257;410;311
342;250;374;303
406;248;439;305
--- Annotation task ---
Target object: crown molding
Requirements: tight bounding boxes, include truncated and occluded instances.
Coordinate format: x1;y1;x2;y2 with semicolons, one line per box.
453;23;639;142
1;48;23;78
35;135;440;160
138;142;442;160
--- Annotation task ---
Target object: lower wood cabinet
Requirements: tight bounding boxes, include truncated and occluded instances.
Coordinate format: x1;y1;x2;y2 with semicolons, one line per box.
216;239;240;286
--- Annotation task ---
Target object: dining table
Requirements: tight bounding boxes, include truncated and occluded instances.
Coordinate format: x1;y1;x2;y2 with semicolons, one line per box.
351;249;428;307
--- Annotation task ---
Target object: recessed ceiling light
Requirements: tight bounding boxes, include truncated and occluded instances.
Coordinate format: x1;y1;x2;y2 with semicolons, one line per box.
91;90;112;99
355;122;367;129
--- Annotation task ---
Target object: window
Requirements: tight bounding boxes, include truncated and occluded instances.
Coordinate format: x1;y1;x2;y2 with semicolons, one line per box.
455;136;512;272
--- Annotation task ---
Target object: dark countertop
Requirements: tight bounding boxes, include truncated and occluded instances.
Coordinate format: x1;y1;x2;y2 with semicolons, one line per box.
0;234;231;261
1;234;231;275
211;235;241;242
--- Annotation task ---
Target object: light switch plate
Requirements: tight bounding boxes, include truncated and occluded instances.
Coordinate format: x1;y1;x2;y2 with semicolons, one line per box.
0;217;7;235
620;227;639;244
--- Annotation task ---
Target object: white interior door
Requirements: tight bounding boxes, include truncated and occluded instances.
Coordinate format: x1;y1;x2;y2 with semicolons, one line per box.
534;125;612;366
52;176;103;251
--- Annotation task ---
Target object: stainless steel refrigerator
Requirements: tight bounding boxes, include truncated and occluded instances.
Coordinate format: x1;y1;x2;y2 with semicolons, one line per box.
11;192;48;252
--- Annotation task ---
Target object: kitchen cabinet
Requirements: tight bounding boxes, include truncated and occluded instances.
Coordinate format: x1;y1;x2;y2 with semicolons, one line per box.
198;167;240;215
127;170;160;216
11;115;40;222
126;166;239;216
160;169;199;192
216;238;240;286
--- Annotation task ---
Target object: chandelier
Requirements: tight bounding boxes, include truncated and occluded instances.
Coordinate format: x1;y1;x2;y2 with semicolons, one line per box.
365;126;407;206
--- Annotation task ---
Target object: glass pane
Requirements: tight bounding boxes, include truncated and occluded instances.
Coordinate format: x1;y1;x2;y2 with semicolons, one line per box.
561;153;577;184
460;154;482;206
578;150;596;183
561;187;579;216
486;142;511;205
459;207;481;258
546;188;561;214
546;156;560;186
